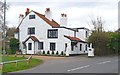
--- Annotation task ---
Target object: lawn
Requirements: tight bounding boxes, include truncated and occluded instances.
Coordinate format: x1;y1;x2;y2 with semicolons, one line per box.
2;56;43;73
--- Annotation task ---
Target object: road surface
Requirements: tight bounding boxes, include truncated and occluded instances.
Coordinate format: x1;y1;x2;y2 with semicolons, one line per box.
14;55;118;73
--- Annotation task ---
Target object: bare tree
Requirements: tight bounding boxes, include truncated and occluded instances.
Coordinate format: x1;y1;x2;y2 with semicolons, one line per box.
0;1;8;36
0;1;9;37
89;15;105;32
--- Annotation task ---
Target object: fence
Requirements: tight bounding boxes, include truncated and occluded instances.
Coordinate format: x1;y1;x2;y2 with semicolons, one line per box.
0;55;32;69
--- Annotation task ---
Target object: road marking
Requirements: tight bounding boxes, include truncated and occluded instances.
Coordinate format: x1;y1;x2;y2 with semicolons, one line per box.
67;65;90;72
97;61;111;64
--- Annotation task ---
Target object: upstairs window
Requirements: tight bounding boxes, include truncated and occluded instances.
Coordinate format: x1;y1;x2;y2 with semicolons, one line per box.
29;15;35;19
28;27;35;35
48;29;58;38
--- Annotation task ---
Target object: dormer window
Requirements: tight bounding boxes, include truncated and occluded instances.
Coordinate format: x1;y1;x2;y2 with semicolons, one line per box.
29;15;35;19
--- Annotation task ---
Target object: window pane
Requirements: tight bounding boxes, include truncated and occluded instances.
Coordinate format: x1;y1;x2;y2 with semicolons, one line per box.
50;43;56;50
48;29;58;38
28;27;35;35
86;31;88;37
38;42;43;50
28;43;32;50
80;44;82;51
29;15;35;19
85;45;87;51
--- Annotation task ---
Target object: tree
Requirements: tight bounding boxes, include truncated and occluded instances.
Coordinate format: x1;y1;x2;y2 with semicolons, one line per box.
9;38;19;54
108;32;120;54
0;1;8;36
6;27;16;39
89;16;105;32
88;31;111;56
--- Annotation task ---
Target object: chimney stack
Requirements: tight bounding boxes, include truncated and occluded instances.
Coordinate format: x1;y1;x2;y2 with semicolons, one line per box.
25;8;30;16
45;8;52;21
19;14;24;24
60;13;67;27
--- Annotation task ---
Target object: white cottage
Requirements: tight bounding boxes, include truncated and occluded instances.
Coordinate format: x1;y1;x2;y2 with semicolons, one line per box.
14;8;90;56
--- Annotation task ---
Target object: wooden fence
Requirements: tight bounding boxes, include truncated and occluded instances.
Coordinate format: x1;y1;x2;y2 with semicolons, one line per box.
0;55;32;69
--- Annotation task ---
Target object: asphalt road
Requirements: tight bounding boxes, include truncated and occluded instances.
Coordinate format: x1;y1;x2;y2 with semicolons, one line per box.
14;55;118;73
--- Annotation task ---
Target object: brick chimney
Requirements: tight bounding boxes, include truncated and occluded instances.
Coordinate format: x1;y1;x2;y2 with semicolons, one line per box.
60;13;67;27
19;14;24;24
45;8;52;21
25;8;30;16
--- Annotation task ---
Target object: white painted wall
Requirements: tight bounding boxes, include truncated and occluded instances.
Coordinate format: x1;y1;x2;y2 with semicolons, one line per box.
76;29;89;41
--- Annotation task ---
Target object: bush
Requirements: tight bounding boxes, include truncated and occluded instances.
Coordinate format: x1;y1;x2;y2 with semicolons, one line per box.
56;51;59;55
47;51;50;55
88;32;111;56
43;51;45;54
52;51;54;55
9;38;19;54
61;51;64;55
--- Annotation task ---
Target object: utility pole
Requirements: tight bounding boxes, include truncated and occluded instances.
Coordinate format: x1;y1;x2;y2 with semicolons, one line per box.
2;0;6;62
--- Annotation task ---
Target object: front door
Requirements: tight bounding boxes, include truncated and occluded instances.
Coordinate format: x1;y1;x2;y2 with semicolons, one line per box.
27;42;34;54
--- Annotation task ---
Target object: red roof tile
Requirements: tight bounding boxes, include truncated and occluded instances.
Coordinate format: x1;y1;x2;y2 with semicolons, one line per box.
33;11;60;28
64;35;84;42
23;36;39;43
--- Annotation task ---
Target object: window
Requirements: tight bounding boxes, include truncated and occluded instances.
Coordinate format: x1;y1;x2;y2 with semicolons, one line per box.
38;42;43;50
28;43;32;50
29;15;35;19
71;42;74;51
48;29;58;38
80;44;82;51
85;45;87;51
28;27;35;35
50;43;56;50
71;46;74;51
85;31;88;37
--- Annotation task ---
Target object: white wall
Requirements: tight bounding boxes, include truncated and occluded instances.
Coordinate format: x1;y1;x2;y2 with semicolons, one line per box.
76;29;89;41
69;42;88;55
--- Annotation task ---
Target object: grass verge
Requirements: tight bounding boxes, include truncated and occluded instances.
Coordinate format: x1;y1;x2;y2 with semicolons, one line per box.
2;56;43;73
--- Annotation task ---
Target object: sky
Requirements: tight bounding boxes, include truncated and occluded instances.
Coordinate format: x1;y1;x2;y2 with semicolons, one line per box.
1;0;119;31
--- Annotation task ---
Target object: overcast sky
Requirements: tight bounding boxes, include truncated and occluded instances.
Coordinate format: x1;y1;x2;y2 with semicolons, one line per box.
1;0;119;31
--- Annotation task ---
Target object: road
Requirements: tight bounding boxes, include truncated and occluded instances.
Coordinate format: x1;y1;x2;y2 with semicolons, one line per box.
14;55;118;73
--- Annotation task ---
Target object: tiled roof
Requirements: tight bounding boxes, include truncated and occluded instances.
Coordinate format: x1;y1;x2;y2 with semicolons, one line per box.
16;10;60;32
33;11;60;28
64;35;84;42
23;36;39;43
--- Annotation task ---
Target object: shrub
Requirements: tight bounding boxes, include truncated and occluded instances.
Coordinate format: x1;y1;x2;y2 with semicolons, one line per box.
43;51;45;54
47;51;50;54
61;51;64;55
52;51;54;55
9;38;19;54
56;51;59;55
